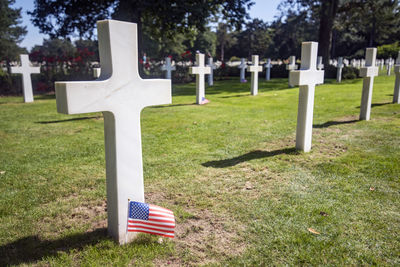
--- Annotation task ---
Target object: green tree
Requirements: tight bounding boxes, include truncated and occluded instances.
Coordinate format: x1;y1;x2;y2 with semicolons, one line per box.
0;0;27;63
216;23;236;62
29;0;254;57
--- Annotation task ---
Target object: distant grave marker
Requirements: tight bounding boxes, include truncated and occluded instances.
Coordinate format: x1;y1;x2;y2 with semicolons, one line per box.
317;56;324;70
55;20;171;244
248;55;263;95
207;57;217;86
265;58;272;80
393;52;400;104
336;57;344;83
190;53;211;104
161;57;176;80
286;56;298;87
359;48;378;121
11;54;40;103
289;42;324;152
238;58;247;82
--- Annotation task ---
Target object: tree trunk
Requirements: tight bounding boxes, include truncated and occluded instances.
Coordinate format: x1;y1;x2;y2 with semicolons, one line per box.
221;43;225;62
318;0;339;65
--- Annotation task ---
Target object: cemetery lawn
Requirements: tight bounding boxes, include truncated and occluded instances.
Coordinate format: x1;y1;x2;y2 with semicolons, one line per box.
1;75;399;266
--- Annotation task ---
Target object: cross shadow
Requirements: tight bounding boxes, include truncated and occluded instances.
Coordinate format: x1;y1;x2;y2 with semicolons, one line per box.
150;103;196;108
219;94;249;98
0;228;159;266
36;116;102;124
202;147;298;168
355;102;392;109
0;228;108;266
313;119;358;129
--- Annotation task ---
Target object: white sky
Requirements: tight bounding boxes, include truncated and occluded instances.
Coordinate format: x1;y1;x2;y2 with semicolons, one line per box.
13;0;282;50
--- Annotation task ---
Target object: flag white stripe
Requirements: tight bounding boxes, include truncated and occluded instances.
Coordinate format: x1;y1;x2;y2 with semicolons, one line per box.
149;210;175;218
128;222;174;232
128;219;175;227
148;215;175;222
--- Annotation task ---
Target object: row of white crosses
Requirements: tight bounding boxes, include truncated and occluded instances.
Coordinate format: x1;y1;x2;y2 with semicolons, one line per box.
49;19;400;245
286;56;298;87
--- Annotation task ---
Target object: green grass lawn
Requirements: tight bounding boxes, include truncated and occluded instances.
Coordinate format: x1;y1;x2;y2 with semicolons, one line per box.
0;74;399;266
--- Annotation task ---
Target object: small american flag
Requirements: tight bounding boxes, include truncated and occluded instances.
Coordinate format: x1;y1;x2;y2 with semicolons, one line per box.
200;97;210;105
127;201;175;238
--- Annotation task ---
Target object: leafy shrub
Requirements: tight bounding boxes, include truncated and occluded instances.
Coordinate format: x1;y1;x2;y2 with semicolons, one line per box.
377;42;399;59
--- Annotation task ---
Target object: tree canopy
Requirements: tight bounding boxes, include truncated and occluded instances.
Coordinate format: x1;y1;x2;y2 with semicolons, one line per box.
0;0;27;62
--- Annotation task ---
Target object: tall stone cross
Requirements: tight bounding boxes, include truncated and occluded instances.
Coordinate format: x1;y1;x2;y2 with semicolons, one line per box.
189;53;211;104
336;57;344;83
265;58;272;81
317;56;324;70
207;57;217;86
55;20;171;244
289;42;324;152
286;56;298;87
238;58;247;82
392;52;400;103
11;54;40;103
161;57;176;80
248;55;263;95
359;48;378;121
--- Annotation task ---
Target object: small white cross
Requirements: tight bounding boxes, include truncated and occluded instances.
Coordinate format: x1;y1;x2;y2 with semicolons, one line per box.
238;58;247;82
161;57;176;79
190;53;211;104
336;57;344;83
207;57;217;86
289;42;324;152
11;54;40;103
286;56;298;87
55;20;171;244
317;56;324;70
265;58;272;80
359;48;378;121
393;51;400;103
248;55;262;95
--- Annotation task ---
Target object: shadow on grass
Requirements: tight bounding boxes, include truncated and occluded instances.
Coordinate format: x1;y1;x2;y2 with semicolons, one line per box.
219;94;249;98
151;103;196;108
36;116;102;124
0;228;160;266
0;228;108;266
202;147;298;168
35;94;56;100
313;119;358;128
355;102;392;109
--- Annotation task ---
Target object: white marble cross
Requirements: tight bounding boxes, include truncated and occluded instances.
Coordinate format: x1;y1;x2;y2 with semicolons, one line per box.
393;52;400;103
190;53;211;104
161;57;176;80
289;42;324;152
93;67;101;78
336;57;344;83
248;55;263;95
380;59;385;70
11;54;40;103
207;57;217;86
238;58;247;82
343;58;349;67
317;56;324;70
265;58;272;80
286;56;298;87
359;48;378;121
55;20;171;244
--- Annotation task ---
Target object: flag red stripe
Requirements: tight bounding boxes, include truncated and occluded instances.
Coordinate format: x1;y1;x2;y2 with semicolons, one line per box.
128;229;174;238
128;219;175;228
128;225;174;234
146;218;175;223
149;206;173;215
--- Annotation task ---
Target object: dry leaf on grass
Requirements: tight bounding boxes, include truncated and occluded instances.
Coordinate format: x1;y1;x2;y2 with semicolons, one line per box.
308;228;320;235
369;187;375;191
0;171;5;175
